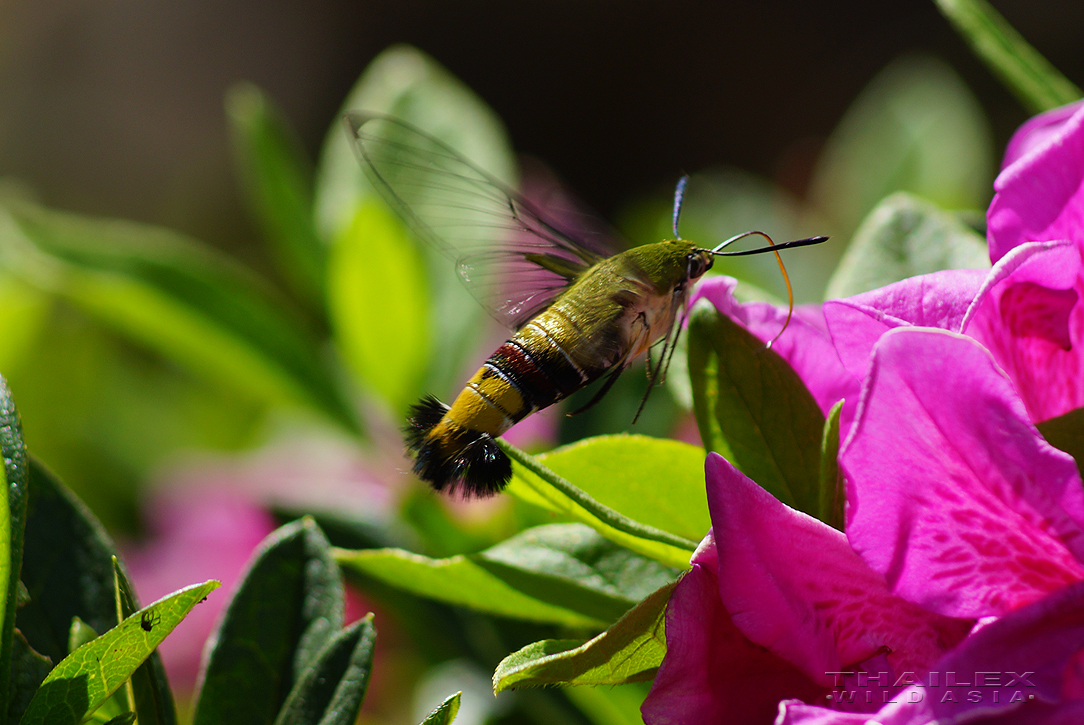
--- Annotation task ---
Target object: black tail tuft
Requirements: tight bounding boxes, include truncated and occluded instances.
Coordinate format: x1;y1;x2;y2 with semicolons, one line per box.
404;395;512;498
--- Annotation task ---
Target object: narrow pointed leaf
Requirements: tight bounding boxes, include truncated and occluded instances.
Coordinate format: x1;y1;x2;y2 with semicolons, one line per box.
112;559;176;725
273;614;376;725
0;374;28;722
0;197;358;433
818;400;845;531
19;581;219;725
687;303;824;514
419;692;460;725
933;0;1083;114
824;192;989;299
226;83;326;306
492;581;675;691
194;518;344;725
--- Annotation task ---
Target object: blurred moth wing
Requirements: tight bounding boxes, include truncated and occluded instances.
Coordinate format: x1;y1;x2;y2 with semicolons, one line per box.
346;113;716;497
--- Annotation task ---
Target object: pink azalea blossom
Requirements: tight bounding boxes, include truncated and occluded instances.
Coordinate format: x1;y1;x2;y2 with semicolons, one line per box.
641;453;970;724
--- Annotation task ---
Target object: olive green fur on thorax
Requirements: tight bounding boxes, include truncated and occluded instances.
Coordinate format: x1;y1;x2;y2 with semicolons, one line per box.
611;239;711;292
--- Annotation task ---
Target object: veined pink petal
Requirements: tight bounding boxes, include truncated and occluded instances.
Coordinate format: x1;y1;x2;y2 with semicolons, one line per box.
842;328;1084;619
706;454;970;686
641;545;822;725
779;582;1084;725
987;101;1084;264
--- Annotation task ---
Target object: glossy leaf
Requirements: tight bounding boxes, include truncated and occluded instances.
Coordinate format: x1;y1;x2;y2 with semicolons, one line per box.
1038;406;1084;479
933;0;1083;114
818;400;844;531
339;523;674;628
492;581;675;691
0;197;358;433
0;374;27;721
502;443;697;570
809;55;994;242
419;692;461;725
226;83;326;306
113;559;176;725
327;201;430;414
687;303;824;514
274;614;376;725
193;518;344;725
824;192;989;299
19;582;219;725
313;44;516;396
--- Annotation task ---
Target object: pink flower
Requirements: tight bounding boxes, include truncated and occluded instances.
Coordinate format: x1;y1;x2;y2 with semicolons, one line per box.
641;454;970;724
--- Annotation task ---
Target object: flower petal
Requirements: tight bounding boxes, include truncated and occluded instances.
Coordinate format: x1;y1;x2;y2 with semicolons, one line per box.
987;101;1084;264
706;454;969;686
641;554;821;725
842;328;1084;618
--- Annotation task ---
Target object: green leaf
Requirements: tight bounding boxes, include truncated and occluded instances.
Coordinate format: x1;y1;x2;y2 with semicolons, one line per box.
0;197;359;434
327;201;430;414
17;459;124;666
809;54;994;242
7;632;51;725
501;442;697;570
226;83;326;306
516;435;709;543
687;302;824;514
273;614;376;725
112;559;176;725
419;692;461;725
338;523;674;628
563;684;650;725
1038;407;1084;479
64;620;130;725
193;518;344;725
933;0;1083;114
824;192;990;299
0;374;28;722
818;400;845;531
313;44;516;397
493;580;674;691
19;582;219;725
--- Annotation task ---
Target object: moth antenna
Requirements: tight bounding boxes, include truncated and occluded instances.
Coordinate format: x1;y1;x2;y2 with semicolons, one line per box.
672;175;689;239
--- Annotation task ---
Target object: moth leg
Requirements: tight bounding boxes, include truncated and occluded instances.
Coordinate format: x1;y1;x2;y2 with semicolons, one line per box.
567;364;627;416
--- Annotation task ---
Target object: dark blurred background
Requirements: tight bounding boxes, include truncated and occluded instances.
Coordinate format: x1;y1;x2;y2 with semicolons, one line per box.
2;0;1081;272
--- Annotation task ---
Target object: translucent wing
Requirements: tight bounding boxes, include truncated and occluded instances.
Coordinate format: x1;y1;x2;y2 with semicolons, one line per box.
345;112;615;330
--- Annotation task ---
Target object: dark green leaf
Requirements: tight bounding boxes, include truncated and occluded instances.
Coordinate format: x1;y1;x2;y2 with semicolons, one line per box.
824;192;989;299
17;459;121;665
274;614;376;725
113;559;177;725
933;0;1083;114
226;83;326;307
0;197;359;434
339;524;676;628
809;55;994;242
687;302;824;513
0;374;28;722
419;692;460;725
1038;407;1084;479
103;715;136;725
492;581;675;690
7;631;51;725
19;582;218;725
818;400;845;531
193;518;344;725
